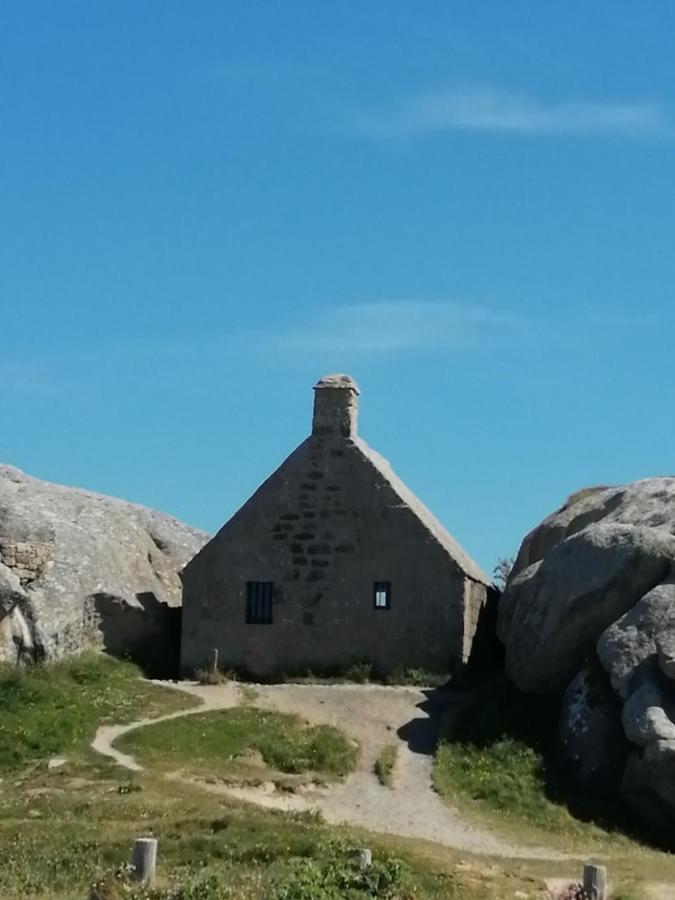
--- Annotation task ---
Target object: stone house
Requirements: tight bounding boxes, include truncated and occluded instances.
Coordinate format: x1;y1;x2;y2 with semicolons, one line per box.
180;375;490;678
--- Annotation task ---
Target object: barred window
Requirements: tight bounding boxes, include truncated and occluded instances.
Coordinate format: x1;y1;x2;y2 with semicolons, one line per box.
246;581;274;624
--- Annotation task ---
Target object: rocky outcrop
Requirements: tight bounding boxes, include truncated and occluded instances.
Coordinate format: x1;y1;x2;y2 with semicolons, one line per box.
500;524;675;693
597;577;675;698
511;478;675;577
558;664;628;792
500;476;675;839
0;464;208;671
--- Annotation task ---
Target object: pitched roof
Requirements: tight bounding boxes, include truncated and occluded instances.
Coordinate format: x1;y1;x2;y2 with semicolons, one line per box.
353;437;490;585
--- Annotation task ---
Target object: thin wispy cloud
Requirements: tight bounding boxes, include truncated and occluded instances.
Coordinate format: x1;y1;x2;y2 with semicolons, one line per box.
0;301;668;398
275;301;523;353
350;86;666;139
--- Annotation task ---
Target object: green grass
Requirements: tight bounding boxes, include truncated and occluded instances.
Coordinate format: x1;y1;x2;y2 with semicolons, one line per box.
0;655;673;898
611;884;645;900
435;737;566;830
119;707;358;778
0;653;197;773
374;744;398;787
433;678;560;830
0;762;482;899
432;677;651;851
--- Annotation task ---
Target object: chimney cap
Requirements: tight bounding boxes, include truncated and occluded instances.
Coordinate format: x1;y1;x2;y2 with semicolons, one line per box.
313;373;360;393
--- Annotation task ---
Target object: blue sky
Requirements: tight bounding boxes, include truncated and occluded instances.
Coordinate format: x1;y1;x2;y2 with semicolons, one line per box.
2;1;674;574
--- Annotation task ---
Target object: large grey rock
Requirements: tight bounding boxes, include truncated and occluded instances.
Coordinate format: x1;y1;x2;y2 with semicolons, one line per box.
0;561;27;616
499;523;675;694
0;562;31;662
622;741;675;834
597;577;675;698
512;477;675;578
0;464;208;669
503;475;675;841
558;665;629;792
622;671;675;747
657;632;675;681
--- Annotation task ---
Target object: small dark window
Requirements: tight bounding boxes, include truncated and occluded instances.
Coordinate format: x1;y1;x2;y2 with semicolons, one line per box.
246;581;274;624
373;581;391;610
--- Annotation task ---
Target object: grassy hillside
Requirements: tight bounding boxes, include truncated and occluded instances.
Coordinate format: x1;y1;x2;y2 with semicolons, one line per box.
0;653;196;773
2;656;671;898
0;760;537;900
0;655;543;899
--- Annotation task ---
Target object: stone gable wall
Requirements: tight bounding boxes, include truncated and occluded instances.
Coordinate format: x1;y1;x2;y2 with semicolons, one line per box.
181;434;486;678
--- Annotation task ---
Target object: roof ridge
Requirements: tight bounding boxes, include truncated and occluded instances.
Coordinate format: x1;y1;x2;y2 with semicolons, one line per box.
352;437;490;584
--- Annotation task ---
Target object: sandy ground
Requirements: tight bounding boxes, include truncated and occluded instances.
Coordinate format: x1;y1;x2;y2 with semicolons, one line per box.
92;679;567;860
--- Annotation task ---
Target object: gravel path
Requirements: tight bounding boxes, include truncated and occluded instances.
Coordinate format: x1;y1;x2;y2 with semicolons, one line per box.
92;680;566;860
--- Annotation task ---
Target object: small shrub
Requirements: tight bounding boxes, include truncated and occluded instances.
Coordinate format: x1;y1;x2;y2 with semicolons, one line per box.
270;842;411;900
286;807;325;825
116;782;142;795
90;870;228;900
343;662;372;684
374;744;398;787
564;486;611;509
384;667;443;686
492;556;515;589
195;667;229;686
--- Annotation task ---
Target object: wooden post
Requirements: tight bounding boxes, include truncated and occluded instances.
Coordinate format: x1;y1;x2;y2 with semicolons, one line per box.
353;848;372;870
210;648;219;674
582;863;607;900
132;837;158;884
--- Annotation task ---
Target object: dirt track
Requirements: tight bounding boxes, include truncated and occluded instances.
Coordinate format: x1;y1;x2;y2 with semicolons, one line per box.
92;679;566;859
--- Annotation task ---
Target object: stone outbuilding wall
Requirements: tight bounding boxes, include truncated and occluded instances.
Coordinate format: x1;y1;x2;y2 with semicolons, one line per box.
181;375;489;679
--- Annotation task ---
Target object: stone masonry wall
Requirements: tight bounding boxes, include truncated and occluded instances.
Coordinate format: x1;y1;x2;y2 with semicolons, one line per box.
181;432;486;678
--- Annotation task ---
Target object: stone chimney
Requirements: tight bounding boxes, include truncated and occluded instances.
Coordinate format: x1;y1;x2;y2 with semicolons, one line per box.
312;374;360;439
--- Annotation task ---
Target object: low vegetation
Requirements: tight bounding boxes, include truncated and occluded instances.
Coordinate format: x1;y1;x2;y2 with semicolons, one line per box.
608;886;645;900
90;839;427;900
1;655;673;898
492;556;514;589
195;666;230;686
0;762;469;899
280;664;445;687
384;666;446;687
432;677;644;850
343;661;372;683
374;744;398;787
564;485;611;509
238;683;259;705
119;707;357;779
0;653;196;773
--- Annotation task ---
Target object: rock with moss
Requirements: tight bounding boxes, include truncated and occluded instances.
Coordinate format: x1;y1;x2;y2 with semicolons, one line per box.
558;665;629;793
